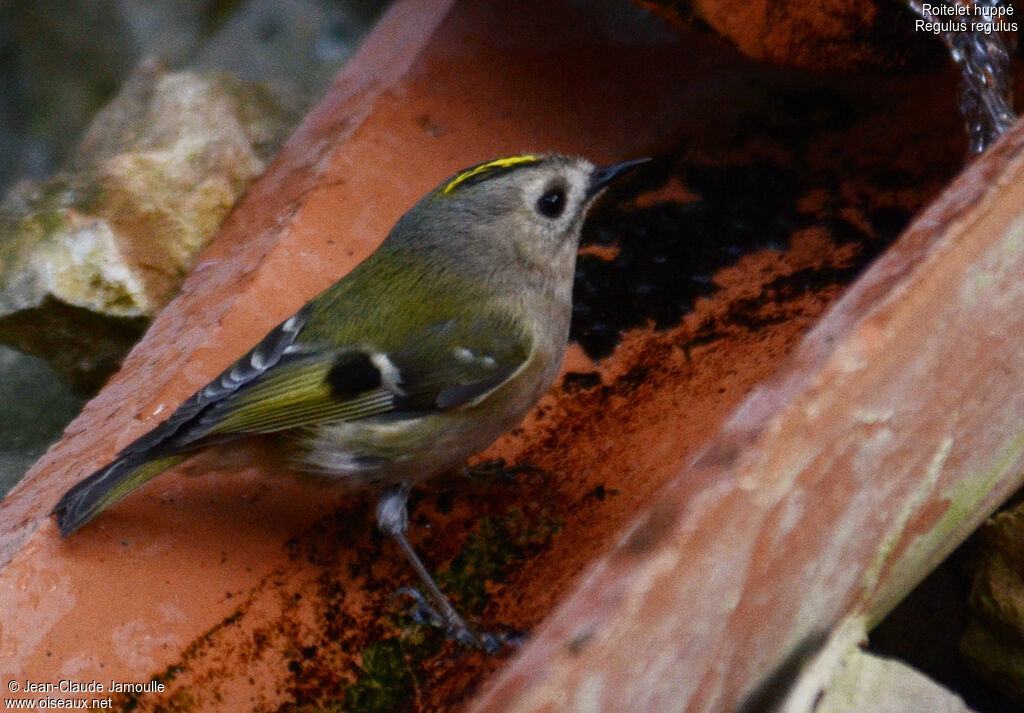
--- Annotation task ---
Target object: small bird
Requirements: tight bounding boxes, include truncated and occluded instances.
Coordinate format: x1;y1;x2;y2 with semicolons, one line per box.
52;153;648;650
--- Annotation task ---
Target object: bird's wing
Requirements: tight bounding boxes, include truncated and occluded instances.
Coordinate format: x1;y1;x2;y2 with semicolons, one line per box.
122;305;313;456
129;311;532;454
52;305;314;536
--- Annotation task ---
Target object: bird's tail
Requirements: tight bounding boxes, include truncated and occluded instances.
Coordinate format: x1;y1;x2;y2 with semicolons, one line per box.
52;453;187;536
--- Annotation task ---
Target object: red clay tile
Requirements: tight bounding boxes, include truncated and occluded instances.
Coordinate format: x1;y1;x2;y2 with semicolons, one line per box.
1;0;1014;712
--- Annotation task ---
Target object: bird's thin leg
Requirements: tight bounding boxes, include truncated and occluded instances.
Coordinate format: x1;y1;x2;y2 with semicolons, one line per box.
376;484;500;651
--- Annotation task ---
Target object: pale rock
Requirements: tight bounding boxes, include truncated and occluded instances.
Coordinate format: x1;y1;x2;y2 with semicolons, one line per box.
0;60;304;393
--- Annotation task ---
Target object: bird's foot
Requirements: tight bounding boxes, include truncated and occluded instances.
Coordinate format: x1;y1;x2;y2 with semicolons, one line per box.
392;586;525;654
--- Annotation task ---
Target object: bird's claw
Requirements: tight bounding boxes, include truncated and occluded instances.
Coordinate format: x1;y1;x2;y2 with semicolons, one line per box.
391;586;524;653
392;585;445;628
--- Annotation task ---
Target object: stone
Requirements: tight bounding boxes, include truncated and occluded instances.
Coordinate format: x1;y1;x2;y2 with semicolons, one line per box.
962;505;1024;703
817;649;976;713
0;60;304;393
0;0;210;194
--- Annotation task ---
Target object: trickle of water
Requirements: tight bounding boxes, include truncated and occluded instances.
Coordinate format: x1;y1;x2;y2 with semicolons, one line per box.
907;0;1017;155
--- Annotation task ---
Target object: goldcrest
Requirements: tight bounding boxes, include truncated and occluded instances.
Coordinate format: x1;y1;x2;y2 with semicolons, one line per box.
53;153;649;649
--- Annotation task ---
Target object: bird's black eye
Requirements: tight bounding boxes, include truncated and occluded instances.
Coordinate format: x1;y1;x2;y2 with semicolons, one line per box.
536;187;566;219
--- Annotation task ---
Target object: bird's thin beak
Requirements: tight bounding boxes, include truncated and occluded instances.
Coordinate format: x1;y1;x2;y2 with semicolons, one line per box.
587;157;652;199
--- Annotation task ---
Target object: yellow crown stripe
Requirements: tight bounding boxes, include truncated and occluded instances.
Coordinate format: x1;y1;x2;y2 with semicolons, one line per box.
442;155;541;195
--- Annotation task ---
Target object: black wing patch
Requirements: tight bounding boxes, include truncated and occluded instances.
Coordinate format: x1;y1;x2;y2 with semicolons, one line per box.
326;353;383;400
